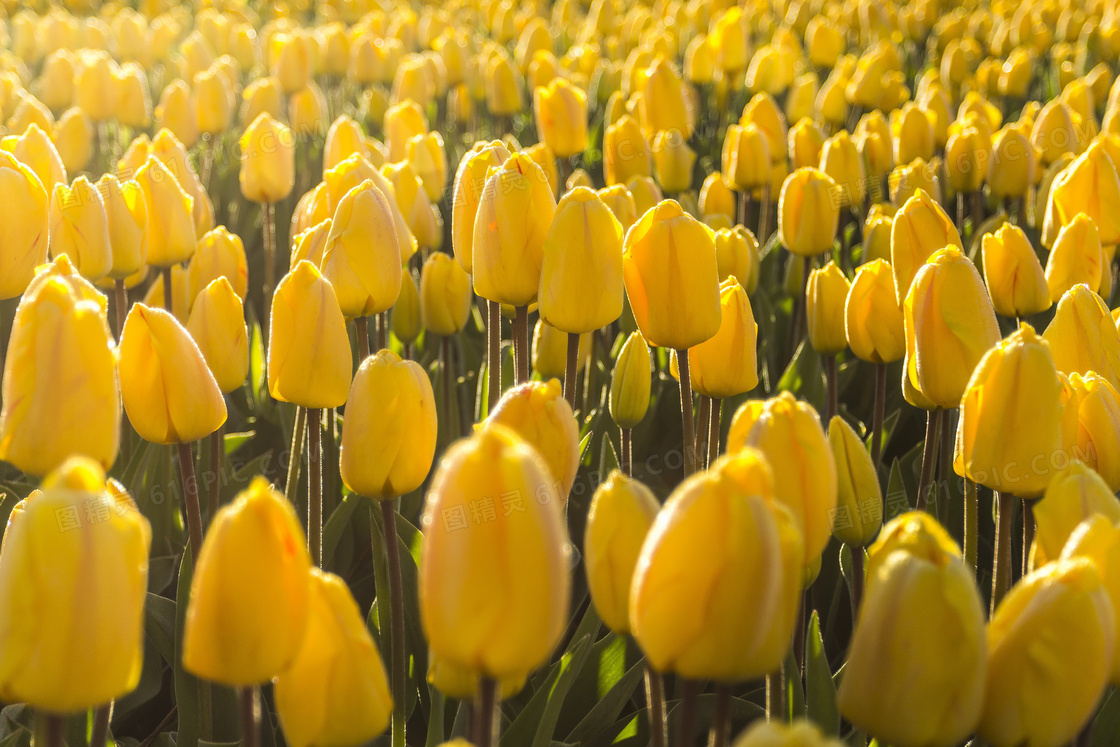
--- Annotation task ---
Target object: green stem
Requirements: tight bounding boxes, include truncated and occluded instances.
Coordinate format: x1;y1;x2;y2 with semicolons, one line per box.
964;478;978;573
871;363;886;470
707;398;722;469
513;305;529;384
307;408;322;567
914;410;941;512
239;688;258;747
207;423;222;529
676;348;697;476
381;499;408;747
644;663;666;747
356;316;371;361
711;685;731;747
262;203;276;311
564;331;579;408
90;704;112;747
34;711;64;747
675;680;700;747
992;491;1014;615
487;299;501;414
474;676;498;747
284;406;307;504
621;427;632;478
162;265;174;315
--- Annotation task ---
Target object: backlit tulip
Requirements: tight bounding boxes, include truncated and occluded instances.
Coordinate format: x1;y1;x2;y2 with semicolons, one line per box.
1;123;66;195
651;131;696;195
846;259;906;364
689;277;759;399
188;226;249;307
187;278;249;394
420;252;472;336
96;175;148;280
52;108;93;174
861;211;893;264
49;176;112;282
523;143;560;197
118;303;226;445
240;112;295;204
806;261;851;355
778;168;840;256
828;416;882;547
487;380;579;501
419;425;570;680
722;124;771;191
450;141;511;273
1046;213;1104;299
888;158;942;207
274;569;392;747
154;79;198;148
945;123;988;193
0;277;118;476
699;173;736;220
324;116;369;173
603;115;651;187
240;78;283;125
115;63;152;129
1063;372;1120;492
610;332;652;429
789;118;826;171
534;78;588;159
1031;461;1120;570
183;477;312;685
194;67;233;135
0;151;49;300
268;261;352;409
0;458;150;712
1046;141;1120;247
891;189;963;303
714;226;760;293
323;155;417;260
340;350;437;500
987;126;1036;198
135;156;196;268
839;512;986;747
407;132;448;202
631;450;803;681
1061;516;1120;684
637;58;692;138
1043;284;1120;391
820;131;865;208
733;720;842;747
584;471;660;635
272;32;312;94
982;223;1052;318
391;267;422;346
892;104;936;165
321;179;403;318
980;558;1115;747
1031;99;1080;167
384;101;428;163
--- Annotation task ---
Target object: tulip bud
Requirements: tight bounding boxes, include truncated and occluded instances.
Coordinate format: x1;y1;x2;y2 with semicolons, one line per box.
407;131;448;202
450;141;511;273
240;112;295;204
194;67;233;135
274;568;391;747
324;115;369;173
1060;515;1120;685
890;189;963;303
486;380;580;502
1063;372;1120;492
534;78;588;159
779;168;840;256
183;477;312;685
714;226;760;293
651;130;697;195
472;152;557;307
806;261;851;355
419;252;472;336
522;143;560;198
603;115;652;187
820;130;865;208
584;471;659;635
532;321;591;379
860;211;892;264
892;103;936;165
699;172;737;220
0;151;49;300
845;259;906;364
272;32;312;94
119;303;227;445
1031;99;1080;167
806;17;845;68
268;261;353;409
604;331;652;429
155;79;199;149
987;126;1036;198
733;720;842;747
187;278;249;395
1030;461;1120;570
240;77;283;125
1;123;67;196
688;277;759;399
390;268;422;345
631;450;803;680
48;176;113;283
135;156;197;268
839;512;985;747
0;277;119;475
982;223;1052;318
114;63;152;129
1046;212;1104;299
827;416;882;547
980;558;1115;747
97;175;149;281
188;226;249;309
384;101;428;163
52;108;93;174
1043;284;1120;391
321;179;403;318
419;425;570;680
0;458;150;712
623;200;721;350
721;123;771;191
323;155;417;260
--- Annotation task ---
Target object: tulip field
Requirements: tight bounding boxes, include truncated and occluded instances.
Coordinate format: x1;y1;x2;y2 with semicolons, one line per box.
5;0;1120;746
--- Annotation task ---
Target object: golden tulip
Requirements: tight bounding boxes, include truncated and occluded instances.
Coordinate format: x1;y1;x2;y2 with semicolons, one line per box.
322;155;417;260
186;277;249;395
194;67;233;135
135;155;196;268
420;252;472;336
49;176;112;282
845;259;906;364
486;54;524;117
722;123;771;192
1;123;67;194
610;332;651;429
622;200;721;350
486;380;579;501
711;8;749;72
1046;213;1104;299
689;277;759;399
188;226;249;308
892;103;936;165
1061;515;1120;684
1031;461;1120;570
324;115;369;173
534;78;588;159
523;143;560;198
39;51;77;111
183;477;312;685
890;189;963;304
733;720;842;747
290;218;331;270
0;151;49;300
419;425;570;680
651;130;696;195
684;36;715;84
240;112;295;204
1045;141;1120;246
1031;99;1081;167
154;79;198;149
148;129;213;236
740;93;788;163
391;267;422;346
987;126;1036;198
450;141;511;273
407;131;448;202
627;176;663;217
714;226;760;293
532;321;591;379
888;157;942;207
603;115;652;187
1043;284;1120;390
636;58;692;138
598;184;639;231
631;450;803;681
789;118;825;171
272;32;312;94
322;179;403;318
96;174;148;281
699;173;736;220
806;261;851;355
806;19;845;68
52;107;93;175
114;63;152;129
268;261;353;409
828;416;882;547
240;77;283;125
820;130;865;208
945;123;988;193
1063;372;1120;492
118;303;226;445
778;168;840;257
0;458;150;712
982;223;1052;318
384;101;427;163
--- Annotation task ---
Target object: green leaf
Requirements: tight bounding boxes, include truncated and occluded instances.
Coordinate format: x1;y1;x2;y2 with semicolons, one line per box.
173;551;200;747
564;658;646;744
1092;687;1120;747
805;611;840;736
785;645;805;722
248;316;266;411
885;457;910;519
500;635;594;747
222;431;255;455
145;592;176;666
778;340;825;412
322;492;361;569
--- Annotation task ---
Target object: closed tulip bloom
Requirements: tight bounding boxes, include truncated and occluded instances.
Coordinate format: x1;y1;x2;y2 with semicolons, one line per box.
820;131;865;207
1031;461;1120;570
154;79;198;149
119;303;226;445
623;200;721;350
114;63;152;129
980;558;1115;747
322;180;402;318
96;175;148;280
486;55;523;117
627;176;664;217
0;278;118;476
699;173;737;220
240;78;283;125
714;226;760;292
340;350;437;500
135;156;196;268
631;450;803;681
23;255;108;318
272;32;312;94
187;278;249;394
391;267;422;345
839;512;986;747
956;324;1066;497
407;132;448;203
739;392;837;567
534;78;588;159
450;141;511;273
487;380;579;501
684;36;715;84
0;458;150;712
1063;372;1120;492
323;116;369;173
420;425;570;679
183;477;311;685
1;124;67;195
806;17;845;68
538;187;623;333
188;226;248;307
610;332;652;429
384;101;428;163
892;104;936;165
987;126;1036;198
846;259;906;364
733;720;842;747
689;277;759;399
322;155;417;260
637;58;692;138
52;108;93;175
240;112;295;204
891;189;963;304
420;252;472;336
779;168;840;257
888;158;942;208
722;123;771;191
49;176;112;282
789;118;826;171
1046;141;1120;247
651;131;697;195
603;115;652;187
806;262;851;355
1031;100;1080;167
584;471;660;635
1046;213;1104;299
268;261;352;409
828;416;882;547
472;152;557;307
1044;284;1120;390
861;211;893;264
194;67;233;135
0;151;49;300
1061;515;1120;684
982;223;1052;318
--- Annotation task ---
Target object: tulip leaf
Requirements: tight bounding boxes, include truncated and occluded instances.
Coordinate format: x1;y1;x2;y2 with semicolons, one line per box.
173;550;200;747
784;646;805;722
499;634;593;747
247;316;266;412
144;592;177;667
0;705;33;747
564;658;646;744
886;458;910;518
321;492;361;568
805;611;840;736
777;340;826;413
1092;686;1120;747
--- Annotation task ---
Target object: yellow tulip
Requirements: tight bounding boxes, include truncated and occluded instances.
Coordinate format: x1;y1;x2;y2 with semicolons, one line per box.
789;117;826;171
1031;99;1081;167
188;226;249;308
271;31;312;94
637;58;692;138
892;103;936;165
651;130;697;195
860;210;893;264
722;123;771;192
135;155;196;268
982;223;1052;318
154;79;198;149
323;154;417;259
689;277;759;399
1043;284;1120;390
240;112;295;204
384;101;428;163
240;77;283;126
778;168;840;257
890;189;963;304
1031;461;1120;570
52;107;93;174
323;115;369;174
733;720;842;747
194;67;234;135
1;123;66;197
699;172;737;220
1063;372;1120;492
187;277;249;395
610;332;652;429
714;226;760;293
407;131;448;203
806;261;851;355
0;151;49;300
945;123;988;193
532;321;591;379
321;179;403;318
1046;213;1104;299
96;175;148;281
603;115;652;187
48;176;113;282
827;416;882;547
534;78;588;159
987;126;1036;198
114;63;152;129
420;252;472;336
820;130;865;207
1060;515;1120;684
845;259;906;364
486;380;579;501
450;141;511;273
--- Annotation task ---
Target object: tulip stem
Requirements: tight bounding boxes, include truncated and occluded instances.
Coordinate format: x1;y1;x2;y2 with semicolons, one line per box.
381;499;408;747
564;332;579;409
707;398;722;469
1021;497;1035;580
964;478;978;574
441;335;453;441
955;191;966;239
177;442;204;563
90;704;112;747
849;546;864;621
113;278;128;342
35;711;64;747
162;266;174;315
675;679;700;747
284;406;306;504
621;428;633;477
696;396;710;464
765;670;783;721
825;355;838;422
738;190;752;228
377;311;388;351
871;362;886;471
757;181;771;244
208;424;222;528
914;410;941;512
308;407;322;567
993;491;1014;614
356;316;371;361
970;190;985;236
676;349;697;476
513;305;529;385
474;676;498;747
486;299;501;414
239;688;259;747
262;202;276;310
644;663;666;747
710;685;731;747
